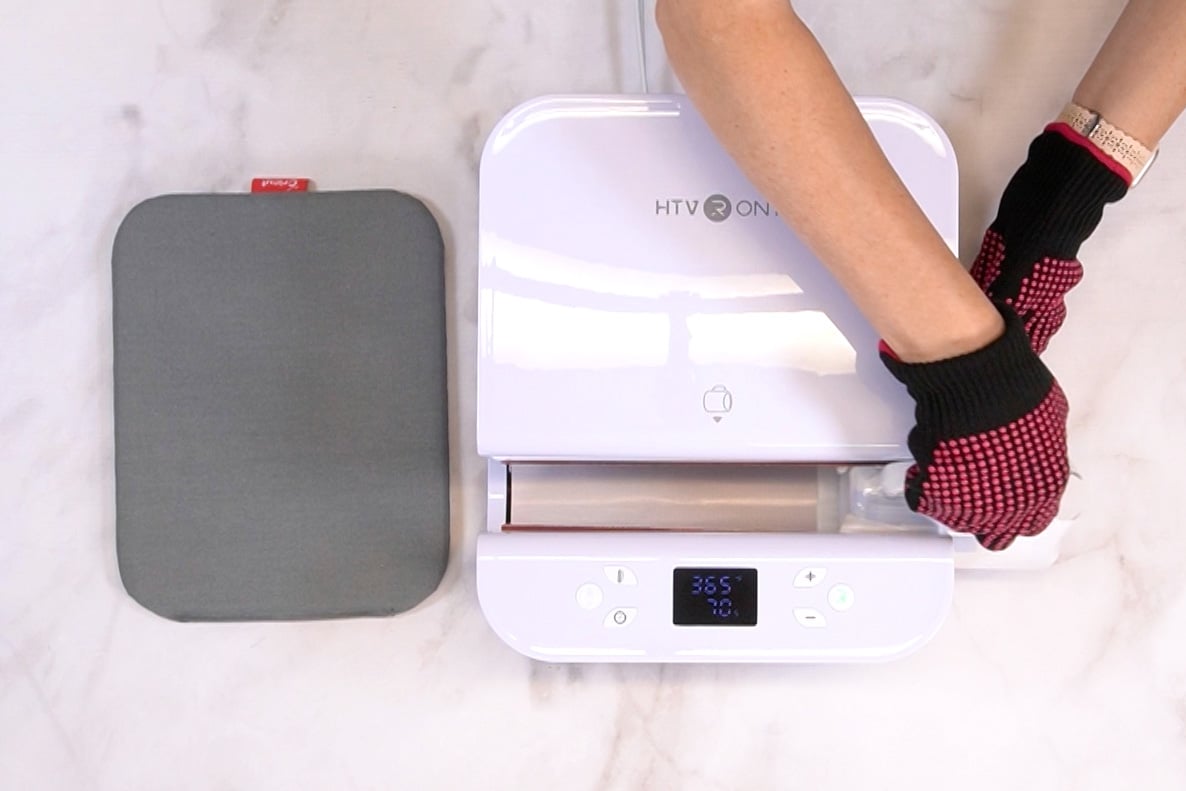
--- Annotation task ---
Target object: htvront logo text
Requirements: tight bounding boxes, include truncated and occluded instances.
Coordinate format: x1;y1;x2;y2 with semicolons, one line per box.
654;194;778;222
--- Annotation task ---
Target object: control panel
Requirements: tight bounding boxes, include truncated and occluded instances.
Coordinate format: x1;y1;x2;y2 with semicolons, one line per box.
476;531;954;663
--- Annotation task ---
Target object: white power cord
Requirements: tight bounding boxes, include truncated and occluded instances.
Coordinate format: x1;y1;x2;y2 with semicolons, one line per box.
635;0;650;93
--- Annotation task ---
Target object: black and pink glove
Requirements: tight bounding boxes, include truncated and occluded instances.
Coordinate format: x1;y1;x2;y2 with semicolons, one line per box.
879;127;1128;549
971;127;1128;353
880;306;1069;550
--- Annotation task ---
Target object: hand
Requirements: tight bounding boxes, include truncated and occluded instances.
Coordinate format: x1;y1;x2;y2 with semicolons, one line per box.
971;130;1127;353
881;305;1070;550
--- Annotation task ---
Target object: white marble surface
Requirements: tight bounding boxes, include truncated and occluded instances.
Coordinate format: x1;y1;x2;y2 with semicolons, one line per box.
3;1;1185;788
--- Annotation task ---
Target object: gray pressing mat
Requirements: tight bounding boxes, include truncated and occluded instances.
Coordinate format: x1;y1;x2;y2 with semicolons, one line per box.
112;190;449;621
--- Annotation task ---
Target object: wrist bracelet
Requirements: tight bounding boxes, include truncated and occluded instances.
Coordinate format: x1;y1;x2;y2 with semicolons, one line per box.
1056;102;1158;186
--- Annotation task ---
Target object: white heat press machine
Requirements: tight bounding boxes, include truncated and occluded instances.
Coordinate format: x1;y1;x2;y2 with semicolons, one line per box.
475;95;1074;663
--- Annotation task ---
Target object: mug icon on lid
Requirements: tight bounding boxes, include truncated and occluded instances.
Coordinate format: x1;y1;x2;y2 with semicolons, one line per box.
703;385;733;420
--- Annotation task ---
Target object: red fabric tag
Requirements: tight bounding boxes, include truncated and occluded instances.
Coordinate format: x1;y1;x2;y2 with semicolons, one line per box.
251;178;311;193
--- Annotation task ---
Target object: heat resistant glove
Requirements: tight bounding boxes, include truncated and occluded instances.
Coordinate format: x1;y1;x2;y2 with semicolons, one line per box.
971;128;1128;353
880;305;1069;550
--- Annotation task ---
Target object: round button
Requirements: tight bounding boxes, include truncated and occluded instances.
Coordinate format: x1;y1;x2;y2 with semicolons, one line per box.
576;583;603;610
603;607;637;627
828;584;855;612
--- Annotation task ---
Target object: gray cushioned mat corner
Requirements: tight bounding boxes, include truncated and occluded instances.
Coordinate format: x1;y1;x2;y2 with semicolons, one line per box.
112;189;449;621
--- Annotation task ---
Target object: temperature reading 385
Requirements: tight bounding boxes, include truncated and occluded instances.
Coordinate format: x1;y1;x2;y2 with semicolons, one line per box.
673;567;758;627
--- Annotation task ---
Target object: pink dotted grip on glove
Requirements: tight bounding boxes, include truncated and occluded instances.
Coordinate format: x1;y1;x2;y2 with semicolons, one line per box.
904;379;1070;550
971;230;1084;355
880;306;1071;550
972;128;1127;354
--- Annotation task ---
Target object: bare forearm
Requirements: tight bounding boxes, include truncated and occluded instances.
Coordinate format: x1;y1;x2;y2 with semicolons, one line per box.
656;0;1002;362
1075;0;1186;147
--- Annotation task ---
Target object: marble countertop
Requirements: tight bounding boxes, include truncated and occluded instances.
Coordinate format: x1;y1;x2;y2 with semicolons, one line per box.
3;1;1185;788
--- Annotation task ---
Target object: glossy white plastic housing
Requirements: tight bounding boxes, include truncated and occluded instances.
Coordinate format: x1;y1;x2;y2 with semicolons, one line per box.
474;95;1060;664
477;95;959;463
476;530;953;663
